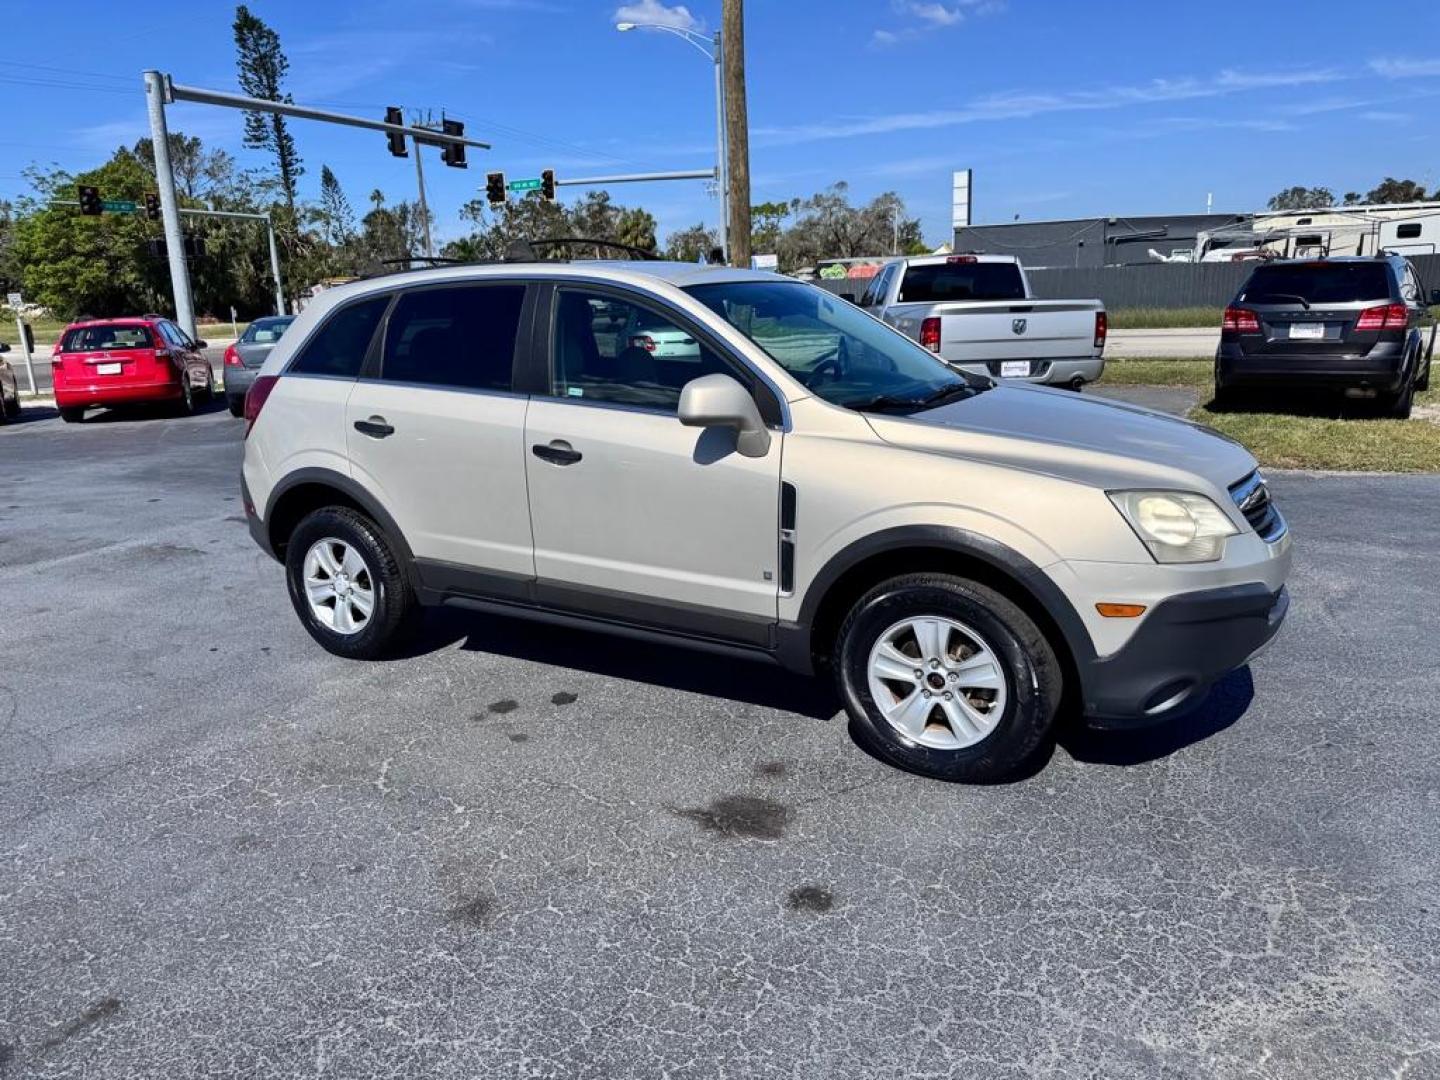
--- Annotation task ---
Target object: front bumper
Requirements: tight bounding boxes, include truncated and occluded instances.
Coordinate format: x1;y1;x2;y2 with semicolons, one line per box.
1081;583;1289;724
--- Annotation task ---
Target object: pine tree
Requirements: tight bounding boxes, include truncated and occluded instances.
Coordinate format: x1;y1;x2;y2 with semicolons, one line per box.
318;166;355;246
233;5;303;211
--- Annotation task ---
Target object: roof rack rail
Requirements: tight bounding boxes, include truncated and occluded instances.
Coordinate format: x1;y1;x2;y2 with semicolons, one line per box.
513;237;661;261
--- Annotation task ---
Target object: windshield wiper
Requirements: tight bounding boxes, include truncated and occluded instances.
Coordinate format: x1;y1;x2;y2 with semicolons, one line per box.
843;382;979;414
1254;291;1311;309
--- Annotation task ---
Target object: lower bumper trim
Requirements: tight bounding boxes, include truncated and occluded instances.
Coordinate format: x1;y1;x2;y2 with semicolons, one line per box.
1082;583;1288;725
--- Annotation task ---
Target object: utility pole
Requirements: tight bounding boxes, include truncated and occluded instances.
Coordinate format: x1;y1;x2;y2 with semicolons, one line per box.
410;109;435;260
722;0;751;268
144;70;196;336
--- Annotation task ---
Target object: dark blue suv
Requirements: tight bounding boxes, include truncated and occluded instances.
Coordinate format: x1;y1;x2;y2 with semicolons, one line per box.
1215;255;1437;417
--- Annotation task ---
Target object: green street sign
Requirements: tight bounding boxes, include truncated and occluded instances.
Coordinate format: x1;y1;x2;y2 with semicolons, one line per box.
507;178;542;192
102;200;137;213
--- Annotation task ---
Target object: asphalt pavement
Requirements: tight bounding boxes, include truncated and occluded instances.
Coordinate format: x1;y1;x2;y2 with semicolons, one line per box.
1107;327;1219;357
2;402;1438;1079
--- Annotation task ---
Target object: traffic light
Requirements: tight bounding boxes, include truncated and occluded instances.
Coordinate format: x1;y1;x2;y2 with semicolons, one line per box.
486;172;506;206
77;185;102;216
541;169;556;202
440;118;466;168
183;236;207;259
384;106;408;157
146;238;167;259
144;192;160;221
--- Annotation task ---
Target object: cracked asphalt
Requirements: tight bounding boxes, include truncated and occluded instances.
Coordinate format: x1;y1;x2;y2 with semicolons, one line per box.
2;402;1438;1079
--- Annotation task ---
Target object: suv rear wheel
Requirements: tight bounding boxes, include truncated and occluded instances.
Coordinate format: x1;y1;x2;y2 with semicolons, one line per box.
834;573;1062;782
284;507;420;660
1381;377;1415;420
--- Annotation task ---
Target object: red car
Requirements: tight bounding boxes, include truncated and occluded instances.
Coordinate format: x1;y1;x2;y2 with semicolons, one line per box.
51;316;216;423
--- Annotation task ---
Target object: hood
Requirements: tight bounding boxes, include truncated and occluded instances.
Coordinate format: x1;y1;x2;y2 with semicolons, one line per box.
864;384;1256;492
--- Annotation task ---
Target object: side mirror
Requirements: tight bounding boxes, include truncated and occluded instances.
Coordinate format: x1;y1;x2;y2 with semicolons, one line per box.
678;373;771;458
0;342;9;353
192;339;207;349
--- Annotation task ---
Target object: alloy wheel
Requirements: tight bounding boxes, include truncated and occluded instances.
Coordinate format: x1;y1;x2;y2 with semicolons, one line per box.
302;537;376;635
865;615;1008;750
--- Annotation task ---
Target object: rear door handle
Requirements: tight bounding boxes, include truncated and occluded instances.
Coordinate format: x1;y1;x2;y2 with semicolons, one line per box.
354;416;395;439
532;439;582;466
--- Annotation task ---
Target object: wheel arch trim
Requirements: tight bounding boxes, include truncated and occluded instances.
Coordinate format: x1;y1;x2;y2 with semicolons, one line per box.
787;525;1099;683
263;467;417;573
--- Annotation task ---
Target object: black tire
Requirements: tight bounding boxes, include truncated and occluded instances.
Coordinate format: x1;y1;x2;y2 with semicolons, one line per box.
1381;378;1414;420
196;373;214;403
1211;382;1240;410
3;391;18;419
1415;357;1431;393
59;406;85;423
833;573;1062;782
284;506;420;660
172;377;196;417
227;395;245;418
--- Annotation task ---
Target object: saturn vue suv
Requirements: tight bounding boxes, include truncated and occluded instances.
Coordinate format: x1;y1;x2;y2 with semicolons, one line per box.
241;261;1291;782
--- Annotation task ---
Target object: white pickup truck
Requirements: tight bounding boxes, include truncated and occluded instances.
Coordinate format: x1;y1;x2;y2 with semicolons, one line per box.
857;254;1107;388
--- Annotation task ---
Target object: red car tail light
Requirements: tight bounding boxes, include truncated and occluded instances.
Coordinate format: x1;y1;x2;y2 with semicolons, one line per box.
1354;303;1408;331
920;317;942;352
243;374;279;436
946;255;978;264
223;345;242;367
1222;306;1261;333
629;335;657;352
1094;310;1108;348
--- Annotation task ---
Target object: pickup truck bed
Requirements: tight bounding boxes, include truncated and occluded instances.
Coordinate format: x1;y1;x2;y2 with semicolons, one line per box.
860;255;1106;387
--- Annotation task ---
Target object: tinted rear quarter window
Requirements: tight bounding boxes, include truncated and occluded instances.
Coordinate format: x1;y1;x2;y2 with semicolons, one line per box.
289;296;389;378
380;284;525;391
1239;263;1392;305
898;262;1025;303
62;325;154;351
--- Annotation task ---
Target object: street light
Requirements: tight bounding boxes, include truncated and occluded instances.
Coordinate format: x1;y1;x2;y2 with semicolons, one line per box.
616;20;728;262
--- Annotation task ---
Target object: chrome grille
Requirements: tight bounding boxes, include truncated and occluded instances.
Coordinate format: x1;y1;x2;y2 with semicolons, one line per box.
1229;471;1285;542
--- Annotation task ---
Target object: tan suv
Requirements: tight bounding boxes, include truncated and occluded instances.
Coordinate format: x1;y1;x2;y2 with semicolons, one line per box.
241;261;1291;782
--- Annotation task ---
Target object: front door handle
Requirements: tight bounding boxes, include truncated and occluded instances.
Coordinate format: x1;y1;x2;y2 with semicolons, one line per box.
532;439;582;466
354;416;395;439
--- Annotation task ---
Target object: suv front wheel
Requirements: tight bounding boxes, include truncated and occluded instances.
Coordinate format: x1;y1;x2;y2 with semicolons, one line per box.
834;573;1062;782
284;507;420;660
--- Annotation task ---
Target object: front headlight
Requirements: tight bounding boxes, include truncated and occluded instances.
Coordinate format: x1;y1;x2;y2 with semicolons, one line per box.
1108;490;1238;563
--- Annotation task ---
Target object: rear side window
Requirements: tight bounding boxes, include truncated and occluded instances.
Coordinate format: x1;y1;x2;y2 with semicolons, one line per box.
898;262;1025;303
62;324;153;351
380;284;525;391
1239;263;1391;305
289;296;389;378
1395;223;1422;240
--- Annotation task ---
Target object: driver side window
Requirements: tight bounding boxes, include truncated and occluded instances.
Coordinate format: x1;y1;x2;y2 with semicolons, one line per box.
549;290;736;413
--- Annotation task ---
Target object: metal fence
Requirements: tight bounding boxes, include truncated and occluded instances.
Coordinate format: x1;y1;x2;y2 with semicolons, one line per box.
814;254;1440;310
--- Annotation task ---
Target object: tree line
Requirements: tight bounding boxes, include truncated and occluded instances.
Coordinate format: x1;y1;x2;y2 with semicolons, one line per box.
1266;178;1432;211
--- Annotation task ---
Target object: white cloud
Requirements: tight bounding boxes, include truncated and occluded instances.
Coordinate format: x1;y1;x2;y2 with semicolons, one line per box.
613;0;702;32
754;68;1344;144
1359;110;1410;123
1370;57;1440;78
871;28;902;47
906;3;965;27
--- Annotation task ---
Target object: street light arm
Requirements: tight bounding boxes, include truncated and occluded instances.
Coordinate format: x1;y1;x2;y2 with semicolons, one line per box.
617;21;716;60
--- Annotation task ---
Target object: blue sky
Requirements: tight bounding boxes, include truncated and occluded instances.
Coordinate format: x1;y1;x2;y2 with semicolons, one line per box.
3;0;1438;247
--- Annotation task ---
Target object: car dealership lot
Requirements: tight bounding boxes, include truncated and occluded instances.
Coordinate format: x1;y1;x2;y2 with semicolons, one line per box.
2;408;1439;1078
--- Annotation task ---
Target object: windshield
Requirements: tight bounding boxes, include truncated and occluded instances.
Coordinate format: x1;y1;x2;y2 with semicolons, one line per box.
1239;263;1391;305
685;281;984;409
898;261;1025;303
241;317;295;345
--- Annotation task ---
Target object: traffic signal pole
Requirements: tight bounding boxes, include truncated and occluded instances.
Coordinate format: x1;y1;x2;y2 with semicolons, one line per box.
144;70;196;336
141;72;488;330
